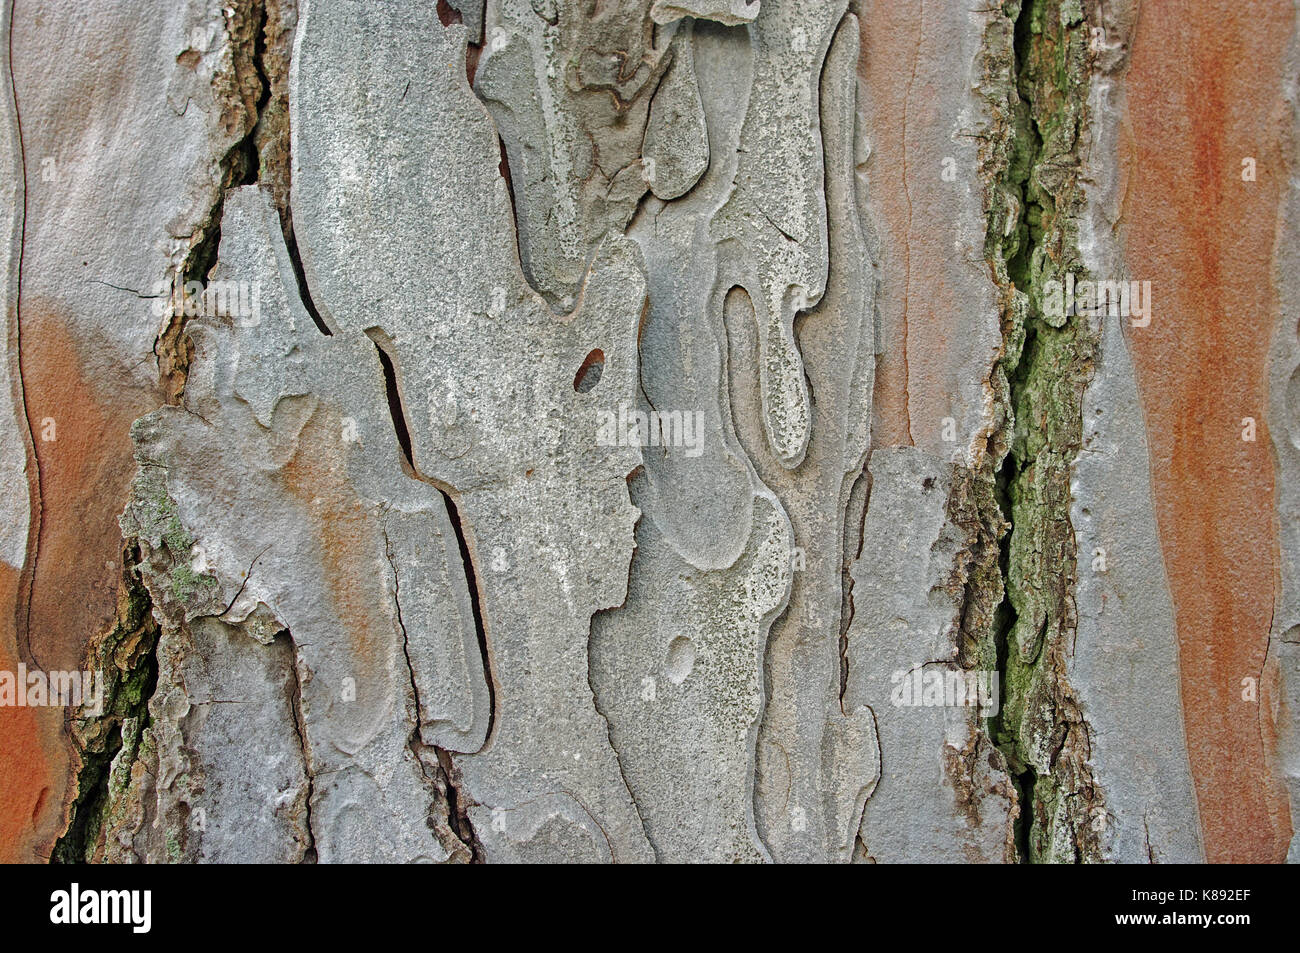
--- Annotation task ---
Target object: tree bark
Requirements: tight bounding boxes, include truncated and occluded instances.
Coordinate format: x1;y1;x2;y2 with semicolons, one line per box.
0;0;1296;863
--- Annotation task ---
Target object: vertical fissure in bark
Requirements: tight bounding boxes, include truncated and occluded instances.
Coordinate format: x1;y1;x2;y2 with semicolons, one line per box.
366;335;494;856
50;543;161;863
383;525;478;863
838;468;871;703
985;0;1105;862
156;0;268;403
282;630;318;863
435;746;485;862
282;222;332;335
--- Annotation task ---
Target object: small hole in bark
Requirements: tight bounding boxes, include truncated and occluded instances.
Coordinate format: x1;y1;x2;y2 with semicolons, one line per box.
665;636;695;685
574;349;605;393
436;0;462;27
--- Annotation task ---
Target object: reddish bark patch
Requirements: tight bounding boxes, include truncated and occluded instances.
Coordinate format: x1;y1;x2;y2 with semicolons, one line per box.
18;307;141;674
0;562;60;863
281;406;393;699
1121;0;1294;861
857;7;962;451
857;6;914;448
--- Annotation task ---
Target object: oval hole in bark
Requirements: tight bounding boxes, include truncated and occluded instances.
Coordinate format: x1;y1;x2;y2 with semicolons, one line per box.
665;636;695;685
574;348;605;393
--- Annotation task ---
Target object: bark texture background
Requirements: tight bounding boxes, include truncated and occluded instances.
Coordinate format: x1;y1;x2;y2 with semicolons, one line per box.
1;0;1297;863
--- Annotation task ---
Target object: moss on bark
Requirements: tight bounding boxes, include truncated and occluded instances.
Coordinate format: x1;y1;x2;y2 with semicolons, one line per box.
982;0;1105;862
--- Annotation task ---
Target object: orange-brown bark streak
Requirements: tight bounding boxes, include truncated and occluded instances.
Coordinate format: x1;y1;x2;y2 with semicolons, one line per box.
0;563;56;862
1122;0;1293;862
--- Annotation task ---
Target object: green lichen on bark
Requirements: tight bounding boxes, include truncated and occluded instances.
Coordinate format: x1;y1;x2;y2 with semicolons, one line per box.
122;463;220;614
946;464;1008;676
982;0;1104;862
50;545;160;863
54;463;224;862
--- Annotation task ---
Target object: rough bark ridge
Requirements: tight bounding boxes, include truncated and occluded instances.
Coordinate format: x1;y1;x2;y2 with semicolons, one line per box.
1;0;1296;863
